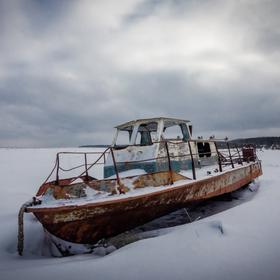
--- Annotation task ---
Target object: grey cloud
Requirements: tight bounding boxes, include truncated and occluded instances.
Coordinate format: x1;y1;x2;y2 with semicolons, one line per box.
228;0;280;53
121;70;280;133
124;0;219;24
0;0;280;147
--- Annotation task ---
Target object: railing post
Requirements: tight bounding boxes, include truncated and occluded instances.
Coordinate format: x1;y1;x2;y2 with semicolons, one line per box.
214;141;223;172
110;147;121;186
235;144;243;165
84;153;89;180
227;142;234;168
164;141;174;184
55;153;60;185
252;145;256;162
187;140;196;180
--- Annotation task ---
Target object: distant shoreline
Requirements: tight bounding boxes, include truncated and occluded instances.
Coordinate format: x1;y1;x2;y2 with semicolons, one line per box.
79;145;110;148
1;136;280;149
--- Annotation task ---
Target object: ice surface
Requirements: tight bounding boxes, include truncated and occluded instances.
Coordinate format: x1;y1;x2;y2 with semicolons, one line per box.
0;148;279;280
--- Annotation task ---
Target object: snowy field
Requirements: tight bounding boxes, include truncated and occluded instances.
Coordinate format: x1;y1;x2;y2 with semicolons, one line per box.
0;148;280;280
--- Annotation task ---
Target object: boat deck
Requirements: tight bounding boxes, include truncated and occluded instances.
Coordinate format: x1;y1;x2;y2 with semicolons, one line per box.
28;162;254;210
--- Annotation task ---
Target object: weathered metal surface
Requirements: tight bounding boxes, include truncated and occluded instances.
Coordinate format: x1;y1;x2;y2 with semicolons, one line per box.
36;175;94;197
242;146;256;162
37;171;189;200
133;171;187;188
27;162;262;245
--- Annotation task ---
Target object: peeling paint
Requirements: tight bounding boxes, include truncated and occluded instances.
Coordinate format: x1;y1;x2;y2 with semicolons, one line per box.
28;162;262;244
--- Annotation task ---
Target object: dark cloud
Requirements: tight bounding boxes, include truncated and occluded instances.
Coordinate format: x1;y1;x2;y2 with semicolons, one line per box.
121;70;280;134
124;0;221;24
0;0;279;147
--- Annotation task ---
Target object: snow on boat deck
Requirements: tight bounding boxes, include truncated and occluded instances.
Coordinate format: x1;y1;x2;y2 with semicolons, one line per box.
30;163;250;209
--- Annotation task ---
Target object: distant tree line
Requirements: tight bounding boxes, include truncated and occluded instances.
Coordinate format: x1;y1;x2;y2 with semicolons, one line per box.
230;137;280;150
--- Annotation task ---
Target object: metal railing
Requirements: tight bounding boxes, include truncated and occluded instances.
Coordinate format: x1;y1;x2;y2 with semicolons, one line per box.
42;139;257;189
42;149;111;185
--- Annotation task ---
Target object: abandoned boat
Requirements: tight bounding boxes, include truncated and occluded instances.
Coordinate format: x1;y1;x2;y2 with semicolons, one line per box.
18;117;262;255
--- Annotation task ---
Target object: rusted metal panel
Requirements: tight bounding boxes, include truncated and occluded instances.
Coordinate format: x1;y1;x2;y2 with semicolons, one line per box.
242;146;256;162
36;171;189;200
133;171;187;188
27;162;262;245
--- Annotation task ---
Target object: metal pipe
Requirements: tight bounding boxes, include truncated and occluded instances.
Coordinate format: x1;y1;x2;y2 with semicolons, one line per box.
188;141;196;180
235;144;243;165
18;200;33;256
164;141;174;184
226;142;234;168
214;141;222;172
84;153;89;180
110;147;121;186
55;154;60;185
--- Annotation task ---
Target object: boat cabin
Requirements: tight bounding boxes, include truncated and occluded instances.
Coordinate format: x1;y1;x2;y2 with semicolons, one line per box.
104;117;217;178
113;117;192;146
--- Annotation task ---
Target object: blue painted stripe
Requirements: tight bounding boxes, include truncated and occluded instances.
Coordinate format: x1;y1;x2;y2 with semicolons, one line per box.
104;159;197;178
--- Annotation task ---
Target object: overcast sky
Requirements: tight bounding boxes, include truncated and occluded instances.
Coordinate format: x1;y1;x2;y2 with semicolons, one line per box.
0;0;279;147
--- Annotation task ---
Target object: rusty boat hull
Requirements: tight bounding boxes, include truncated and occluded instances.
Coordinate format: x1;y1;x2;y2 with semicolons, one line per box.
26;162;262;245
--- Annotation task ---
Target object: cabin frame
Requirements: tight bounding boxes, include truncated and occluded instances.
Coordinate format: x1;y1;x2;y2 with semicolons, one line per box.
104;117;217;178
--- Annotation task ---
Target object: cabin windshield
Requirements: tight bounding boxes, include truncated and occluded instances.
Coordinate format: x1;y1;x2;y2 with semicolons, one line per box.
135;122;158;145
162;122;190;141
115;126;132;146
114;119;191;147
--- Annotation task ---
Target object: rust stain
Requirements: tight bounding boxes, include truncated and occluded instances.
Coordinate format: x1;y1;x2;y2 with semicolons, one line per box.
133;171;188;188
28;162;262;244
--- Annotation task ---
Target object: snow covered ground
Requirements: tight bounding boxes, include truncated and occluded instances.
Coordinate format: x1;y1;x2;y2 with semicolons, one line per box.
0;148;279;280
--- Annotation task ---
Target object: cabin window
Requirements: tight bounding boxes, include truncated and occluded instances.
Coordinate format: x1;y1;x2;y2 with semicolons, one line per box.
204;143;211;157
163;125;183;140
115;129;132;146
135;122;158;146
197;142;211;158
197;142;204;158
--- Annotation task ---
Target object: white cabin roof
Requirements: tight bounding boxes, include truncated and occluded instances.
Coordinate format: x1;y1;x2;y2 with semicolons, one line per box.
115;117;190;131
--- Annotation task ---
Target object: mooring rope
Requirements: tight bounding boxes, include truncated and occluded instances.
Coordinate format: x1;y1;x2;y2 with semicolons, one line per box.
18;200;33;256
